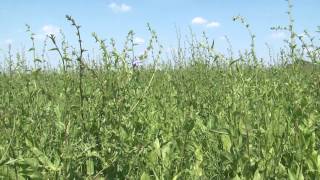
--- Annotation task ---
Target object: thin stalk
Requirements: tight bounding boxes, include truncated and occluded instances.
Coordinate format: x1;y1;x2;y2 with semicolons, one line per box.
66;15;86;121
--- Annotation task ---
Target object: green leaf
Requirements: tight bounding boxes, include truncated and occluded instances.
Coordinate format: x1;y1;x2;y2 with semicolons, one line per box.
194;146;203;162
297;169;304;180
63;57;72;61
25;139;58;171
161;142;171;164
253;169;262;180
317;154;320;172
0;166;24;179
49;48;59;51
221;134;232;152
289;167;305;180
148;151;158;165
24;172;43;180
18;158;40;168
288;169;296;180
86;159;94;176
0;157;9;166
140;172;151;180
172;172;182;180
34;58;42;62
153;138;161;156
32;68;41;75
232;175;242;180
54;105;65;131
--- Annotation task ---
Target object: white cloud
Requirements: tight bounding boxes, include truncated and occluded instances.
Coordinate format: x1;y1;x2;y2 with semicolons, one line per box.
192;17;221;28
271;31;286;39
134;37;145;45
42;25;60;35
206;21;220;28
109;2;131;13
191;17;208;25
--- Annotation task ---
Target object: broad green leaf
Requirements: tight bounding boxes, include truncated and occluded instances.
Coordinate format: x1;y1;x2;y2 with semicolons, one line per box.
221;134;232;152
232;174;242;180
253;169;262;180
172;172;182;180
140;172;151;180
25;139;58;171
148;151;158;165
86;159;94;176
153;138;161;156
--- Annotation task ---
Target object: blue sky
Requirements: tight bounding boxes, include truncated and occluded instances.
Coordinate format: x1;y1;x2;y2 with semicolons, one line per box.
0;0;319;63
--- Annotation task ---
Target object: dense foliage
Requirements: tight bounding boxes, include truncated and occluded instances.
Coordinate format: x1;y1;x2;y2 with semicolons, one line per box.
1;1;320;179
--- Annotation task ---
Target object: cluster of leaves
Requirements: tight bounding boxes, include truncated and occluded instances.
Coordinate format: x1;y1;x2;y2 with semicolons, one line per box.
1;55;320;179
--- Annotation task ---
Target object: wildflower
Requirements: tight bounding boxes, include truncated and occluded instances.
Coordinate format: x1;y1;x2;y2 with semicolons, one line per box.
132;59;143;69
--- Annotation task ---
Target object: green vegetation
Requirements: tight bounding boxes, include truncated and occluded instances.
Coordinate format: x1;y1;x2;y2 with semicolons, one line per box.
1;1;320;179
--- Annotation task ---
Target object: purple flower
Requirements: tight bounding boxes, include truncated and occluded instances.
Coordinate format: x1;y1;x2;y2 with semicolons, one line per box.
132;59;143;68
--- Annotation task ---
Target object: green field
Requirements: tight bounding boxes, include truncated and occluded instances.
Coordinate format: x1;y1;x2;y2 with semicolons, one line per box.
1;4;320;180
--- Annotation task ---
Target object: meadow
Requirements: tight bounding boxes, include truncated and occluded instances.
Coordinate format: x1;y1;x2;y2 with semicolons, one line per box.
1;1;320;179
